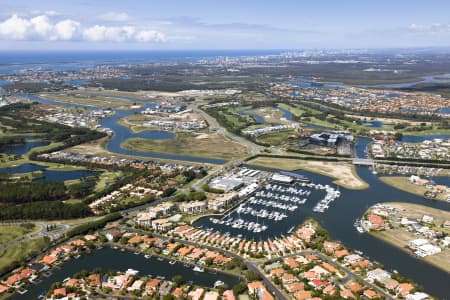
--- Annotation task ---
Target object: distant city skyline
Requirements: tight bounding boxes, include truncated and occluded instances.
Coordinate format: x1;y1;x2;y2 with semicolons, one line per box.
0;0;449;50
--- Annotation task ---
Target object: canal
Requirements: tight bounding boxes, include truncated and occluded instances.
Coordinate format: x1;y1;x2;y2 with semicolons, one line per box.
21;94;227;164
12;247;240;300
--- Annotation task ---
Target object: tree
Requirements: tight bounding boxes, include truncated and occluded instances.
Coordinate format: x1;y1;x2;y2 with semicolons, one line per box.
172;275;183;287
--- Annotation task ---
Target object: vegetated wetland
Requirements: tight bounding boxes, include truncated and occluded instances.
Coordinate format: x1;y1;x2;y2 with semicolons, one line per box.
122;132;250;161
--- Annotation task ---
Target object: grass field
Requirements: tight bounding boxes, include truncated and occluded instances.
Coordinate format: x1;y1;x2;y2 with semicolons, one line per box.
95;170;123;192
246;106;290;124
0;237;49;272
256;130;297;146
122;132;250;160
0;224;39;245
42;92;143;110
248;156;369;190
379;176;448;201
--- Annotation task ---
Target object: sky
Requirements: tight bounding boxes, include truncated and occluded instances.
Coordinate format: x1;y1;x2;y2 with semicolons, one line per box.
0;0;449;50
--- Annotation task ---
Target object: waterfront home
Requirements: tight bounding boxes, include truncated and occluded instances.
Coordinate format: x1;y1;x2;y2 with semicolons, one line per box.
406;292;431;300
421;215;434;224
366;214;387;230
127;235;145;245
415;244;441;257
188;288;204;300
41;255;57;266
384;279;399;291
128;279;144;292
366;268;391;283
145;279;161;295
334;249;349;258
323;241;341;254
396;283;415;297
408;238;429;250
296;225;315;243
106;231;122;241
72;239;86;247
4;274;23;287
204;291;219;300
52;287;67;298
88;274;101;288
158;281;173;296
172;287;184;299
343;254;363;265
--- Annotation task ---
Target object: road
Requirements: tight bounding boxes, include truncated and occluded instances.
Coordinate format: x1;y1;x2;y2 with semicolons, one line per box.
190;103;266;156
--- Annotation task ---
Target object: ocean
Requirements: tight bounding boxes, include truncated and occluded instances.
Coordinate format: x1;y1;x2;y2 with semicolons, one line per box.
0;50;282;74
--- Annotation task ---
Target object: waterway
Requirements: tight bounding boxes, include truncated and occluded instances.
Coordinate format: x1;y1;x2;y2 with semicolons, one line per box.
21;94;227;164
0;163;94;182
12;247;240;300
0;137;49;155
194;164;450;298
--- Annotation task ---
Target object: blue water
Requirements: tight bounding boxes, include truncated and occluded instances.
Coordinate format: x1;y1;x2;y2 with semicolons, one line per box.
362;120;383;128
437;107;450;114
354;136;372;158
0;50;282;74
1;137;50;155
276;105;293;121
238;109;266;124
400;134;450;143
0;163;94;181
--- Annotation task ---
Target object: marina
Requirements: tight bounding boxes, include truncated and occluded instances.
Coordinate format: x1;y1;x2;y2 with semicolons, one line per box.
198;181;326;239
194;165;450;298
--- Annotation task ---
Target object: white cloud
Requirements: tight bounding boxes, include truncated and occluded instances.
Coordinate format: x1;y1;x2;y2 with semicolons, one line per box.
409;23;450;33
83;25;135;42
135;30;166;42
53;19;80;40
99;12;130;22
0;14;165;43
0;14;31;40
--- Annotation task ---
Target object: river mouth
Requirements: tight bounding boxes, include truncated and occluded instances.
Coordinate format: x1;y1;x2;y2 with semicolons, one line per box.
11;247;241;300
